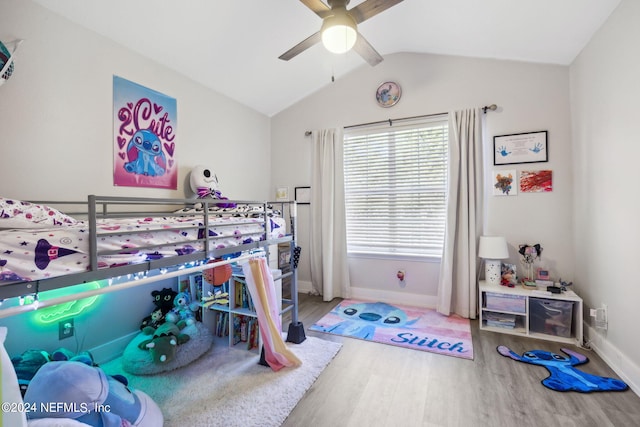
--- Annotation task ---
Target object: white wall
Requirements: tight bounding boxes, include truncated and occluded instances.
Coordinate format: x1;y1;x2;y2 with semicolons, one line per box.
570;0;640;391
0;0;271;359
272;52;574;306
0;0;271;202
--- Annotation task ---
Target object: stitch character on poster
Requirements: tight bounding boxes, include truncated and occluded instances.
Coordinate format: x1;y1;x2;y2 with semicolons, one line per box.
113;76;177;189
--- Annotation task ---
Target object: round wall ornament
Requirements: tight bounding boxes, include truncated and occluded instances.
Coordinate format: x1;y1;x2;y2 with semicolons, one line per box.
375;81;401;107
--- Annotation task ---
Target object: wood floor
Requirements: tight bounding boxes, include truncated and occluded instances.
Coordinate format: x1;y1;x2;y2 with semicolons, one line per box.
281;294;640;427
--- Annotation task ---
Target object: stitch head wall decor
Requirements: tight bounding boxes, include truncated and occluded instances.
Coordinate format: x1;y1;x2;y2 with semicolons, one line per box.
113;76;177;189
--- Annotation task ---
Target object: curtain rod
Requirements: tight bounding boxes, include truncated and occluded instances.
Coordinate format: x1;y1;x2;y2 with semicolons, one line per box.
304;104;497;136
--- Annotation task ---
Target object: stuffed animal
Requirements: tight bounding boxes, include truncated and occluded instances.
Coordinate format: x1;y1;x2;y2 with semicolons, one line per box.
138;321;191;364
190;164;236;209
147;309;165;329
50;347;95;366
140;287;177;329
165;291;199;325
10;349;51;396
23;360;163;426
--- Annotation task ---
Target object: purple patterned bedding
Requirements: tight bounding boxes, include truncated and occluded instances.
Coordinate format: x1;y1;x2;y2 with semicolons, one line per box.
0;214;286;283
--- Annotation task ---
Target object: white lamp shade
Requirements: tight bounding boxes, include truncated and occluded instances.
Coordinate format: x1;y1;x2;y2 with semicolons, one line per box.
478;236;509;260
321;14;357;54
479;236;509;286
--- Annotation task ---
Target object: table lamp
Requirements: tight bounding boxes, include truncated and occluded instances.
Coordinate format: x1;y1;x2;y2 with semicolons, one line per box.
478;236;509;286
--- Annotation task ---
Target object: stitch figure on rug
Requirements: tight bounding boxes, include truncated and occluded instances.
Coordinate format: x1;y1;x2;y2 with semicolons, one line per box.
497;345;628;392
318;301;419;340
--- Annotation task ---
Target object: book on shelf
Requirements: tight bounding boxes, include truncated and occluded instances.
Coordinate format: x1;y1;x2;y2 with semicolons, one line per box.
215;312;229;337
484;312;517;329
232;316;242;345
247;318;258;350
233;277;255;312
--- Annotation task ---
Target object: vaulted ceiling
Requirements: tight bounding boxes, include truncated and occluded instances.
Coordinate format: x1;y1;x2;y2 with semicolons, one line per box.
32;0;620;116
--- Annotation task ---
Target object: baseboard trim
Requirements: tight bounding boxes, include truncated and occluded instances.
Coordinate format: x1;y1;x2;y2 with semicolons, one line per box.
89;330;139;365
296;279;313;295
349;286;437;308
584;323;640;396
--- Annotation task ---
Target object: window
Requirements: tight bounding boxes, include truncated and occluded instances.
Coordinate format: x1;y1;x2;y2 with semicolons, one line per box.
343;116;448;258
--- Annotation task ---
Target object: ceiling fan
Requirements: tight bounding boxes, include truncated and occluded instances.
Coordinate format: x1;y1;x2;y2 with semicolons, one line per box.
279;0;404;67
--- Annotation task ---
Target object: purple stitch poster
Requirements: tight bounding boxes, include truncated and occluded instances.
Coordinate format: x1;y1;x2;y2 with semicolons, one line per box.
113;76;177;189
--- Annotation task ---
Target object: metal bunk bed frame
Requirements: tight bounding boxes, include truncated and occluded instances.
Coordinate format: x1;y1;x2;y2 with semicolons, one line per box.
0;195;305;342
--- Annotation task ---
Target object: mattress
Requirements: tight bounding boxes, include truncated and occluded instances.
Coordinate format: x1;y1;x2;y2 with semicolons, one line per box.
0;214;286;283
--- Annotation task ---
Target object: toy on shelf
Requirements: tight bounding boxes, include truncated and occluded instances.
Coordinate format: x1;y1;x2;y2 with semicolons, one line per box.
519;243;543;285
203;258;232;286
202;290;230;308
190;164;236;209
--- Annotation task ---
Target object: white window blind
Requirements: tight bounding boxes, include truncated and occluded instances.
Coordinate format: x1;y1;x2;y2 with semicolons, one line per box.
343;116;448;258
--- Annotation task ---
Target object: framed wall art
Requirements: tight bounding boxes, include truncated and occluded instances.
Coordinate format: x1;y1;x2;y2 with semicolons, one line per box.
113;76;177;189
493;131;548;166
375;81;401;107
492;169;517;196
295;186;311;204
275;186;289;202
520;170;553;193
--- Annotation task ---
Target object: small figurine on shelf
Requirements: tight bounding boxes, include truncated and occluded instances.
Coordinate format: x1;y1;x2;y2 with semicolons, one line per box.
558;279;573;292
500;263;517;288
518;243;543;284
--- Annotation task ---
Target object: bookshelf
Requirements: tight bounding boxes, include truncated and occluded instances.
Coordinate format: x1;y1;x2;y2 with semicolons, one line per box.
201;271;286;352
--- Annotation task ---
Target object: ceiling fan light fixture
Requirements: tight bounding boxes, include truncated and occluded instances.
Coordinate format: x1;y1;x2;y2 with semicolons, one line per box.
321;13;357;54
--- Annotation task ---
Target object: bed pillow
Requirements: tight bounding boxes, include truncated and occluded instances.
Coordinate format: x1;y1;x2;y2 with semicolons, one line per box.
0;197;78;229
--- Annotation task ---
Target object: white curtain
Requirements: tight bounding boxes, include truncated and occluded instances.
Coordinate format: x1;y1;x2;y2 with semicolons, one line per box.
309;129;351;301
437;109;484;318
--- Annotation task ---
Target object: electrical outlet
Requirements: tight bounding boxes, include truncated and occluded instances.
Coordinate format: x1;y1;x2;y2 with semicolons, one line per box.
595;304;607;330
58;318;74;340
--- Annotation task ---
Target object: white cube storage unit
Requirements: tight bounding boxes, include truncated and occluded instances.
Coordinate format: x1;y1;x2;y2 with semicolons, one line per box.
479;280;583;346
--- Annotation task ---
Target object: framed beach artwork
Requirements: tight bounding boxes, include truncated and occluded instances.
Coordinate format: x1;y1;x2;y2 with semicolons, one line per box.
113;76;177;189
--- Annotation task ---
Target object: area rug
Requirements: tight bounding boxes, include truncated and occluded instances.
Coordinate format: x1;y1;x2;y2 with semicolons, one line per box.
497;345;628;392
101;335;342;427
310;299;473;360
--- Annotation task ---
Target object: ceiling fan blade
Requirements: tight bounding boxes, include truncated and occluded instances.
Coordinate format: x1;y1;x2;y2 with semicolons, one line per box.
349;0;404;24
300;0;332;18
353;32;383;66
279;31;322;61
